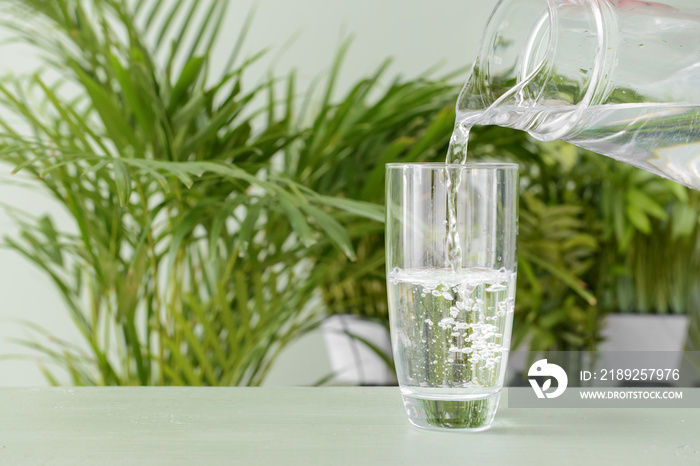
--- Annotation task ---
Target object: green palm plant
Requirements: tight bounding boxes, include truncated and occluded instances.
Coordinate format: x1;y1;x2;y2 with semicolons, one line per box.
3;0;698;388
0;0;379;385
284;47;461;324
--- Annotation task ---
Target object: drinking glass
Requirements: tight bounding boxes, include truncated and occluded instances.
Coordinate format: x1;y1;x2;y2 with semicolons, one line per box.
386;163;518;431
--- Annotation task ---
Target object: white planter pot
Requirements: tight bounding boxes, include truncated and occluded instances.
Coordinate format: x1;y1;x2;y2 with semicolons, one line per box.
599;314;689;352
321;315;397;386
508;314;691;383
598;314;691;377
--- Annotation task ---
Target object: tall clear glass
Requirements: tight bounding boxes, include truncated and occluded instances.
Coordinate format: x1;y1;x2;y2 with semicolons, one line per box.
386;163;518;431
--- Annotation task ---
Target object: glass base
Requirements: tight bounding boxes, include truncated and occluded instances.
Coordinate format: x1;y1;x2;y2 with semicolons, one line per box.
402;392;500;431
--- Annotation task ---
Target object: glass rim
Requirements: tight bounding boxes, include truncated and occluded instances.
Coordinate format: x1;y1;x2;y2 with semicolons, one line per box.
385;162;518;170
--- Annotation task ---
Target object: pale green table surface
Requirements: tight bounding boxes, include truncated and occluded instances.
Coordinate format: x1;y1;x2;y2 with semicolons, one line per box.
1;387;699;465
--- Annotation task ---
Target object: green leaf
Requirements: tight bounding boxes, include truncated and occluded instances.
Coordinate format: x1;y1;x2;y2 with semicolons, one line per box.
182;0;224;64
168;55;207;111
184;293;228;371
627;188;667;221
37;215;63;266
153;0;186;47
171;304;218;386
668;181;689;203
162;337;202;386
278;194;316;248
561;233;598;252
301;204;356;260
403;106;454;162
361;137;414;199
231;199;262;256
108;53;155;140
671;203;698;240
314;196;384;223
342;329;395;372
71;64;138;151
165;0;204;77
626;204;651;234
112;160;132;206
521;250;597;306
165;203;213;273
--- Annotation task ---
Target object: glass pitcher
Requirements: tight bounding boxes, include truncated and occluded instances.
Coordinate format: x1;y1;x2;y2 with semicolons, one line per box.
453;0;700;190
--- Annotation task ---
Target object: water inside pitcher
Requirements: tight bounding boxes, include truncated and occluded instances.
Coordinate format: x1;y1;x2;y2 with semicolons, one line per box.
451;0;700;190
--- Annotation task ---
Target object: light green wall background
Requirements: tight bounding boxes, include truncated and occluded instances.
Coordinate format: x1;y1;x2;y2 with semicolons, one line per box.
0;0;498;386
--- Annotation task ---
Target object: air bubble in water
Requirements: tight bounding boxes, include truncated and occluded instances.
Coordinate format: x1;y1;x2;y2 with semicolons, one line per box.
438;317;455;328
486;284;507;292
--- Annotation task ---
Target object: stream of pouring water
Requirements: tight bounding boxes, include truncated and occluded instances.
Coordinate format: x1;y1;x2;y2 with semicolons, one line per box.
443;116;472;272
